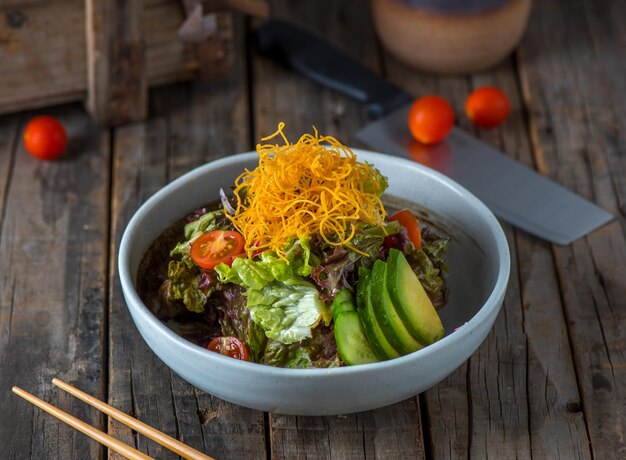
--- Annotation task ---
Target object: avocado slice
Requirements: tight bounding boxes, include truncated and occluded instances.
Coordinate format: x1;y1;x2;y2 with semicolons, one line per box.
370;259;424;355
386;248;444;345
356;267;400;360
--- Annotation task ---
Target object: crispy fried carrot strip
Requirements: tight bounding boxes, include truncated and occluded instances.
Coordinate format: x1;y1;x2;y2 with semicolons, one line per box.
227;123;387;258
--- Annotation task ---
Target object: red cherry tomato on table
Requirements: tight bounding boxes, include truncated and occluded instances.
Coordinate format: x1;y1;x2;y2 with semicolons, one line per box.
23;115;68;160
407;95;455;145
465;86;511;128
190;230;245;270
389;209;422;249
207;337;250;361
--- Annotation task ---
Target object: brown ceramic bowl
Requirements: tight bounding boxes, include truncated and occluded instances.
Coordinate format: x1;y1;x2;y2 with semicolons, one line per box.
372;0;532;74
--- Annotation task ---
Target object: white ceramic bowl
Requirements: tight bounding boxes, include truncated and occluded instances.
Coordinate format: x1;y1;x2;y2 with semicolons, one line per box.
118;150;510;415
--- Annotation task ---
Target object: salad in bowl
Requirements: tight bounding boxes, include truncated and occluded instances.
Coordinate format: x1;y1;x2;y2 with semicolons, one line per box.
137;123;450;368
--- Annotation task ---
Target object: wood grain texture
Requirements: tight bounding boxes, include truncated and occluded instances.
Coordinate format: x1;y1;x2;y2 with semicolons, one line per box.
469;66;590;460
0;105;109;459
107;16;265;460
518;0;626;458
0;0;623;458
251;2;425;458
86;0;148;125
271;402;424;460
252;0;374;146
384;21;591;459
0;115;19;225
380;64;475;460
0;2;88;112
0;0;199;116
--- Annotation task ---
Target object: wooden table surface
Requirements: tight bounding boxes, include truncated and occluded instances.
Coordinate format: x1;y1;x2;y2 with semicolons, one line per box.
1;0;625;458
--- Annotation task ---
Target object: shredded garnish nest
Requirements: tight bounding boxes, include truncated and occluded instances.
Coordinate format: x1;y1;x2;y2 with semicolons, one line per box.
226;123;388;259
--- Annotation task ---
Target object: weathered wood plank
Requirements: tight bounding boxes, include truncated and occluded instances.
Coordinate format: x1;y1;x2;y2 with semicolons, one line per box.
108;16;266;460
0;1;87;113
518;1;626;458
469;66;591;460
384;18;591;459
86;0;148;125
271;401;424;459
0;115;19;223
251;1;425;458
0;105;109;459
379;63;477;459
143;1;200;85
252;0;373;146
0;1;197;115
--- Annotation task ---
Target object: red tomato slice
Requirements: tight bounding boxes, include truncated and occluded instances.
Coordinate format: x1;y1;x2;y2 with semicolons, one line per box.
207;337;250;361
190;230;245;270
389;209;422;249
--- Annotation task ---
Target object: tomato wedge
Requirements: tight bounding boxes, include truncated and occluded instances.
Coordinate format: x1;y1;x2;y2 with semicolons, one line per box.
190;230;245;270
389;209;422;249
207;337;249;361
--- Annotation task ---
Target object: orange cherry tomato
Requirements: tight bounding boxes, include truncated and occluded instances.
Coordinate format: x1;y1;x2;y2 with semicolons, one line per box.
190;230;245;270
23;115;68;160
465;86;511;128
207;337;250;361
407;95;455;145
389;209;421;249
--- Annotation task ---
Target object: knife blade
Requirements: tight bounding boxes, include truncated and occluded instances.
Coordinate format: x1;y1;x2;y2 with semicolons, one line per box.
255;20;613;244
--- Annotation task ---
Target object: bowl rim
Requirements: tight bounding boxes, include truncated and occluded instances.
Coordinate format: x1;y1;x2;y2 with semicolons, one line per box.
118;149;511;377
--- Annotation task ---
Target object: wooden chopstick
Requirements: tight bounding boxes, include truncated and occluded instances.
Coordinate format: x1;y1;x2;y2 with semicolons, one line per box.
52;378;214;460
12;386;153;460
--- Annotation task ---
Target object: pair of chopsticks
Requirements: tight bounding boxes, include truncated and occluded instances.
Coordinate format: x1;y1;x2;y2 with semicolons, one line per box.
12;379;214;460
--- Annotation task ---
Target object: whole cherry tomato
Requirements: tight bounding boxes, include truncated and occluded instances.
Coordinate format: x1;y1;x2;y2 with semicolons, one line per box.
465;86;511;128
388;209;422;249
407;95;455;145
23;115;68;160
207;337;250;361
190;230;245;270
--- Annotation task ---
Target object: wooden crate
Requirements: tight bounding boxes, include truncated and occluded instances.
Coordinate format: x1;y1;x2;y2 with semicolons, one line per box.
0;0;244;125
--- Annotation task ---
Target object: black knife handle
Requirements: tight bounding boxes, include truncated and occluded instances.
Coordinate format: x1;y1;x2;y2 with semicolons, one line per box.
255;20;412;119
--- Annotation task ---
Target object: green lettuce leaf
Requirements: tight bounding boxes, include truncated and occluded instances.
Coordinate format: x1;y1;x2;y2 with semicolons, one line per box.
213;285;267;362
216;257;275;289
405;232;450;310
361;163;388;196
164;209;231;313
310;221;401;298
351;221;401;261
247;279;324;343
184;210;223;239
214;242;329;344
215;238;316;286
169;210;226;268
261;326;342;368
283;237;317;276
166;260;207;313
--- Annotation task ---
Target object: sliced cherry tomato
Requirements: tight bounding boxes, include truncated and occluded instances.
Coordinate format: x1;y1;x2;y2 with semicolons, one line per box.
407;95;455;145
465;86;511;128
389;209;422;249
190;230;245;270
23;115;68;161
207;336;249;361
